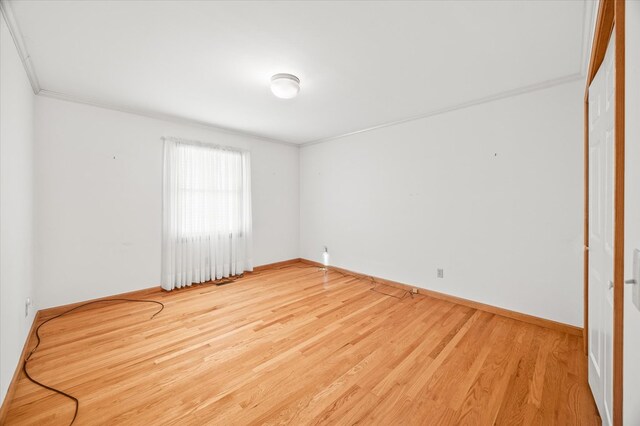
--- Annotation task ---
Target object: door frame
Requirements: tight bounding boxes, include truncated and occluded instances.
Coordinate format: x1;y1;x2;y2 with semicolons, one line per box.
584;1;625;424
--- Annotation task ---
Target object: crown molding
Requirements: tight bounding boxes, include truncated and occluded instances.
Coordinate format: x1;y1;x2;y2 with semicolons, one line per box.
40;72;584;150
300;73;584;147
2;0;297;147
37;90;300;148
4;0;592;149
0;0;41;94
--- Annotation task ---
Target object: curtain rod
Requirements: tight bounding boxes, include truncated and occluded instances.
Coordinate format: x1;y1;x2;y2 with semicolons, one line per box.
161;136;249;153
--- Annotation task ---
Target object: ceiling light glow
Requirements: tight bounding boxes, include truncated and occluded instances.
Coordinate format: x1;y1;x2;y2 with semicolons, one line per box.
270;73;300;99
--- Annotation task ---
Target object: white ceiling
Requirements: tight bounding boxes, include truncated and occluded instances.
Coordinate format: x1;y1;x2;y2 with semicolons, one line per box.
6;0;592;145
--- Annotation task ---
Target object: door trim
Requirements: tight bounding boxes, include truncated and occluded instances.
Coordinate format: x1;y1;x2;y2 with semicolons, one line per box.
584;1;625;424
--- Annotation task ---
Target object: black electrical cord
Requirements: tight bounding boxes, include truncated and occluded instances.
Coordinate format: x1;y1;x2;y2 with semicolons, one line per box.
370;282;411;299
226;264;411;298
21;265;405;425
321;266;416;299
238;264;413;303
23;298;164;426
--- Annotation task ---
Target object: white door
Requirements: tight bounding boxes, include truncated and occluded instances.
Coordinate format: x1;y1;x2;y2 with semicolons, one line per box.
588;33;615;426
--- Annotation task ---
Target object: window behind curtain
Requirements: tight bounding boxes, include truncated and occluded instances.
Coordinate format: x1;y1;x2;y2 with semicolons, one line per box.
177;144;244;237
161;138;252;290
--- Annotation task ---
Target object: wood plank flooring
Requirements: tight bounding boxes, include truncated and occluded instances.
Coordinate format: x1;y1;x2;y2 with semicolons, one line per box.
5;263;600;425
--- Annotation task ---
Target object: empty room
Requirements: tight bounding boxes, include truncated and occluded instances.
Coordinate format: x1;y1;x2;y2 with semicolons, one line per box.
1;0;639;424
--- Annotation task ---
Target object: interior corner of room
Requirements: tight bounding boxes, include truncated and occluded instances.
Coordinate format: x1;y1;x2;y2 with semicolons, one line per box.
0;0;639;424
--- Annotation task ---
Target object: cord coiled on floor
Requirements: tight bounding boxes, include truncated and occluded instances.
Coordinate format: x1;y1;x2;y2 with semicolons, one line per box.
23;298;164;425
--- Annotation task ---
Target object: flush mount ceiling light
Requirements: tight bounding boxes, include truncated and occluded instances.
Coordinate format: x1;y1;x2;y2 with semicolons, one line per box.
270;73;300;99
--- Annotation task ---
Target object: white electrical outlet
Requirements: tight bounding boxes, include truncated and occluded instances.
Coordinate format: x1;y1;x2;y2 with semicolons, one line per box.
632;249;640;311
25;297;32;317
437;268;444;278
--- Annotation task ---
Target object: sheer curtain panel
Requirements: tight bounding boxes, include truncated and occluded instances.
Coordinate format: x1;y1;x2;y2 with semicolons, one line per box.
161;137;253;290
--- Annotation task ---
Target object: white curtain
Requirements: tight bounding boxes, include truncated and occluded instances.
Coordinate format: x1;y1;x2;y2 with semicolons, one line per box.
161;137;253;290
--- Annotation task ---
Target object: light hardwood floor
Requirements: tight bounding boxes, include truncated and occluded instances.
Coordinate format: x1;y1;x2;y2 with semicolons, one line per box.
5;263;600;425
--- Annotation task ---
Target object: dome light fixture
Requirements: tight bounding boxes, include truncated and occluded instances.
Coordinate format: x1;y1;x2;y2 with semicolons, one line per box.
270;73;300;99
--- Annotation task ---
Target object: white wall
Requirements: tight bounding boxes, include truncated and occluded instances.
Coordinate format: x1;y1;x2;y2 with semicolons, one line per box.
300;80;584;326
34;96;299;308
0;15;36;404
624;1;640;422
